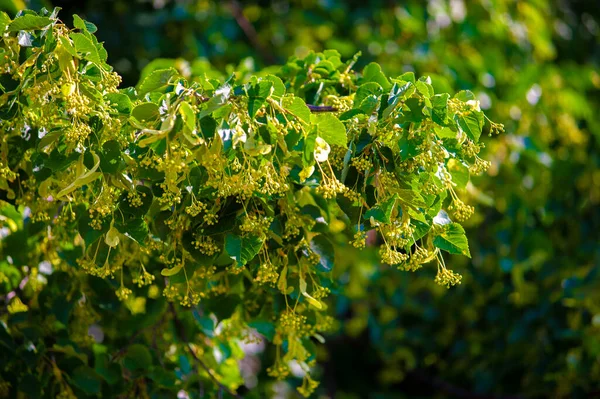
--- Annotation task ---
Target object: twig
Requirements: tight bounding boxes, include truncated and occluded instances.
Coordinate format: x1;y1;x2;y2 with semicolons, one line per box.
307;105;338;113
228;0;277;65
169;302;242;398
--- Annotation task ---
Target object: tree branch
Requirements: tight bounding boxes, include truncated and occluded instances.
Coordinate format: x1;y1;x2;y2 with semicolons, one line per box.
307;105;338;113
228;0;277;65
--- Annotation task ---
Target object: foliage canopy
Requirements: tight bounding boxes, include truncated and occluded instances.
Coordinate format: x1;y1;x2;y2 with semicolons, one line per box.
0;7;505;398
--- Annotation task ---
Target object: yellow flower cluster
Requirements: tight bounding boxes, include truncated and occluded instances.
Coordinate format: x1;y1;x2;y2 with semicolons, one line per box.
449;198;475;222
240;213;273;236
255;260;279;286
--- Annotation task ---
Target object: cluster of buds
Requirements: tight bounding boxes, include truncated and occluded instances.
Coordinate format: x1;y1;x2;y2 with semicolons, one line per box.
448;198;475;222
379;245;409;265
435;267;462;288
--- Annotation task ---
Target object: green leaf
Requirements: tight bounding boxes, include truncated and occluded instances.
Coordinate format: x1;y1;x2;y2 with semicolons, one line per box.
264;75;285;99
454;90;476;102
364;194;397;224
198;85;231;119
57;35;77;58
398;71;416;83
194;311;215;337
340;144;353;183
382;81;414;118
433;223;471;257
118;186;153;217
137;68;179;96
116;218;148;245
396;189;427;209
416;79;434;98
431;93;449;124
312;113;347;147
149;367;177;388
123;344;152;371
361;62;391;90
203;294;241;321
398;136;419;161
71;366;102;395
225;234;264;266
179;101;196;132
105;93;132;114
455;111;484;143
247;80;273;118
358;95;379;114
447;158;470;189
310;235;335;272
282;95;311;124
131;102;160;123
139;59;179;82
94;354;122;385
69;32;102;64
248;320;275;341
0;12;11;34
353;82;383;109
7;15;51;32
99;140;122;174
73;14;97;33
303;125;317;166
78;211;111;246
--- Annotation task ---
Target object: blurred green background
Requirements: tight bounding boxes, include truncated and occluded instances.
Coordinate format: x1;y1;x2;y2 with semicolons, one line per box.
3;0;599;396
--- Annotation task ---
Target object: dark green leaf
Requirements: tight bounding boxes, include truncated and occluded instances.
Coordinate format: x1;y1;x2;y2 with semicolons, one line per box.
71;366;102;395
123;344;152;371
310;235;335;272
116;218;148;245
118;185;153;217
99;140;122;174
431;93;449;124
248;320;275;341
225;234;264;266
247;80;273;118
364;194;397;224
